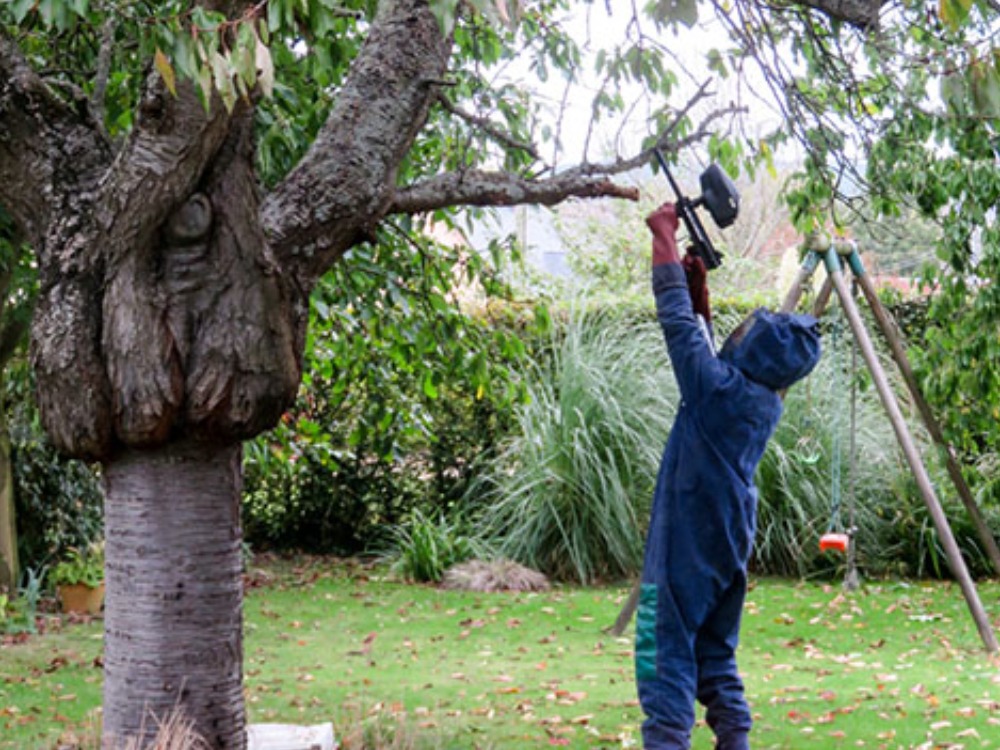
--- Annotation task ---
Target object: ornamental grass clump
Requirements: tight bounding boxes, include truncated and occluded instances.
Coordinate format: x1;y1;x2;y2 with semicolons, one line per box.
388;508;486;583
470;307;677;585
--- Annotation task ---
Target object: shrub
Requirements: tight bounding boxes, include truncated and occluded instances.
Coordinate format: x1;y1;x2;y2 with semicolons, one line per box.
241;262;534;555
12;427;103;574
50;542;104;588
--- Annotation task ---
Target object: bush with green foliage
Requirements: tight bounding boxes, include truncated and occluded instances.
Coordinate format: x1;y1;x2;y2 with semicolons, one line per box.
49;542;104;588
12;424;103;576
242;235;539;554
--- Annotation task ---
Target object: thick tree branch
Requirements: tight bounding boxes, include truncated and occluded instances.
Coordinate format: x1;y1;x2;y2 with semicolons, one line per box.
262;0;452;287
795;0;884;29
388;88;744;215
0;33;110;248
389;169;639;214
83;79;233;271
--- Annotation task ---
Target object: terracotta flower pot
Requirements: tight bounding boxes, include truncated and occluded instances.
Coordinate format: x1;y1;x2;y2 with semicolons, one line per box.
58;582;105;615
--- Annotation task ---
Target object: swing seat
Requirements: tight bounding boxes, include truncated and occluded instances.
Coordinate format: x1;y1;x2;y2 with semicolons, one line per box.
819;532;849;553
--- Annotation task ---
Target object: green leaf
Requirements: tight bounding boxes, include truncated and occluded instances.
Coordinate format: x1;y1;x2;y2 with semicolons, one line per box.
267;0;283;32
234;24;258;91
210;51;237;112
429;0;458;35
970;60;1000;117
196;63;214;109
10;0;36;23
649;0;699;28
940;70;968;116
422;372;439;400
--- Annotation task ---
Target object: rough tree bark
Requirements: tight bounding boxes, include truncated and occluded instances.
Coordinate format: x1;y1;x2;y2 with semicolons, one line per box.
0;1;640;747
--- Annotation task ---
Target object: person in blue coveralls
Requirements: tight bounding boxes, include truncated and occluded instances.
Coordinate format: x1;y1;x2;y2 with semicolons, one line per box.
635;203;822;750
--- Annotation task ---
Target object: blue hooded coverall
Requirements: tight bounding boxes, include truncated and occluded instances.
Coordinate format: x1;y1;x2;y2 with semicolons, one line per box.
636;262;821;750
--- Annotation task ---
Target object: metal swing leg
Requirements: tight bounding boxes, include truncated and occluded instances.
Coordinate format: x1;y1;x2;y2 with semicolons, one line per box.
790;242;998;654
852;272;1000;577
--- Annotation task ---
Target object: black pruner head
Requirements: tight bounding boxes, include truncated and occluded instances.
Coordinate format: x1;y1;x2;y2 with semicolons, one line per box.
696;164;740;229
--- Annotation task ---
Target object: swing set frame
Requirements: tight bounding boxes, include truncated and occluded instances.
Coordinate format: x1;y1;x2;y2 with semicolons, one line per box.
610;234;1000;655
782;235;999;654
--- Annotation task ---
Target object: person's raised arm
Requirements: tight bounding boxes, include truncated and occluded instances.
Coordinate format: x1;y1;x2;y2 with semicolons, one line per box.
648;203;720;404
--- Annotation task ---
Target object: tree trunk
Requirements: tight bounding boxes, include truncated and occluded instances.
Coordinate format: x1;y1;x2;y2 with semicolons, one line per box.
102;440;245;749
0;410;16;591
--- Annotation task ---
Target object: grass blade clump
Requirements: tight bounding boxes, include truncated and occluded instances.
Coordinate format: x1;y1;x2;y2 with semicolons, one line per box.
470;307;677;584
388;508;486;583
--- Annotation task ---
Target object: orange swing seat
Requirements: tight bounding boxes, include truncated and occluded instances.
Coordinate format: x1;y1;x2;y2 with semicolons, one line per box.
819;532;849;553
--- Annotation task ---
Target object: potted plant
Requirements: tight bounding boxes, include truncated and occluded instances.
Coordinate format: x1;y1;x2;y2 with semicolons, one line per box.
51;542;105;615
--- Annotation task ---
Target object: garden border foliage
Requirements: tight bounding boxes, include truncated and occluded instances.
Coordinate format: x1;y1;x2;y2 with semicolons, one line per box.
242;291;1000;581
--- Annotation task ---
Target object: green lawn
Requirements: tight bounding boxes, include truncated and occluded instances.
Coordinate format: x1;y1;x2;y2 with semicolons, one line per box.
3;558;1000;748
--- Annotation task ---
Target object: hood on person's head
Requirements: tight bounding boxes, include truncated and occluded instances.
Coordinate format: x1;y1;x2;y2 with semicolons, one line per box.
719;309;822;390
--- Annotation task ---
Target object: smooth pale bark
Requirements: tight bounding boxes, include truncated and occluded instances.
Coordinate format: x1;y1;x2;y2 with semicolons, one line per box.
102;441;244;749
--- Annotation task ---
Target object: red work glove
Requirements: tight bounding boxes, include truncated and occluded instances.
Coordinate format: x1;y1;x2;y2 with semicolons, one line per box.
646;203;680;267
682;251;711;322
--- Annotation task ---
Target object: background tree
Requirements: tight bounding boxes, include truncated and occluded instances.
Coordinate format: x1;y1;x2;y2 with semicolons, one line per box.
0;1;748;747
0;209;35;592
